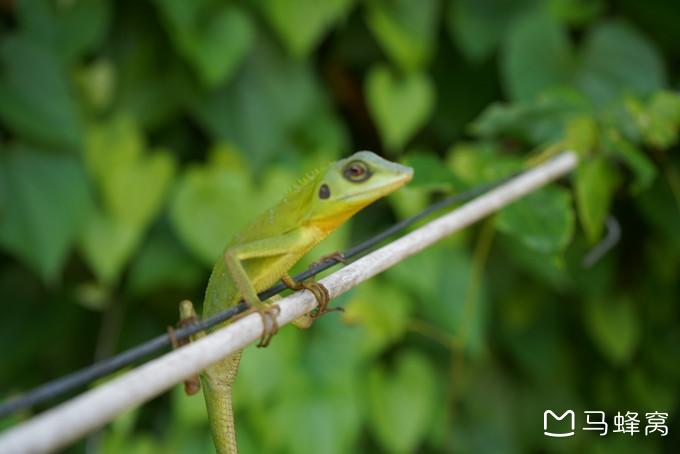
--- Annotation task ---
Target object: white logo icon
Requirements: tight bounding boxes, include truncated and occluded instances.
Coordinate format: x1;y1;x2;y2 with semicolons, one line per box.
544;410;575;437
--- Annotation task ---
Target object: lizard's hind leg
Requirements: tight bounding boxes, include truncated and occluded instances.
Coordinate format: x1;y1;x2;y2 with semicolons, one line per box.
168;300;203;395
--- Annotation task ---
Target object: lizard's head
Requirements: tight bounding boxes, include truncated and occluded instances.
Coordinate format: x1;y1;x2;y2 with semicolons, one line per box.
309;151;413;229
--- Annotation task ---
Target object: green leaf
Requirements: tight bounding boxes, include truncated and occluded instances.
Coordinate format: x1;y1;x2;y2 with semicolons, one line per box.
562;114;598;156
497;186;575;254
78;210;136;286
0;34;82;150
500;235;570;289
75;58;116;112
169;148;252;264
304;302;374;384
388;151;462;218
548;0;605;26
245;319;365;453
16;0;111;63
574;156;620;243
54;0;111;61
447;142;522;186
386;245;443;303
470;88;590;144
80;117;176;284
635;175;680;252
0;145;91;283
110;9;189;129
292;105;350;158
388;185;431;219
127;229;203;296
501;11;573;101
343;280;413;356
267;375;361;454
271;320;366;454
627;91;680;148
584;296;640;364
366;0;440;71
577;20;666;105
403;152;461;191
603;131;657;193
169;146;295;264
386;243;487;353
366;65;434;151
153;0;254;87
502;15;665;106
85;118;176;227
448;0;533;62
368;351;437;453
190;40;321;169
235;328;303;408
259;0;355;57
284;391;359;454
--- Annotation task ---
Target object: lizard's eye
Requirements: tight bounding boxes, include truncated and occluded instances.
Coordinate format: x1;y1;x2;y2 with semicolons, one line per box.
318;183;331;199
343;160;371;182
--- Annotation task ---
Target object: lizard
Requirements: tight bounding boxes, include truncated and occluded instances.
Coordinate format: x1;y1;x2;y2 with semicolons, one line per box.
176;151;413;454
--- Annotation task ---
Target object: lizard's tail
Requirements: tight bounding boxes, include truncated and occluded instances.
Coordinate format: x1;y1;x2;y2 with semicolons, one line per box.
202;351;242;454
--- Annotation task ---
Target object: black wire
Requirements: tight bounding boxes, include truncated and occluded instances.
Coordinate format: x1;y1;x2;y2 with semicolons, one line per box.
0;174;515;419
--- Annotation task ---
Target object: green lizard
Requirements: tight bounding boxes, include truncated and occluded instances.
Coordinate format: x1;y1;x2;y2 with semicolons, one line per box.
177;151;413;454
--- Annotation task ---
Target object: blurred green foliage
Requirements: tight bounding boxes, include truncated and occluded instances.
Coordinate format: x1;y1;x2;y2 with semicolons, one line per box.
1;0;679;452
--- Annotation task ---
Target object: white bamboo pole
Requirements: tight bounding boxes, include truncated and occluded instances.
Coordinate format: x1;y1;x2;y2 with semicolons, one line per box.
0;151;578;454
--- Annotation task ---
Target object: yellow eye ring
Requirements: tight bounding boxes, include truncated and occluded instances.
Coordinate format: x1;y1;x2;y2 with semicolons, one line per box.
343;160;371;182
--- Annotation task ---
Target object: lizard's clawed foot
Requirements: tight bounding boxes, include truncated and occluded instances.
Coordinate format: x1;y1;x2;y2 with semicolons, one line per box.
312;250;348;267
306;281;331;319
254;304;280;348
281;275;336;320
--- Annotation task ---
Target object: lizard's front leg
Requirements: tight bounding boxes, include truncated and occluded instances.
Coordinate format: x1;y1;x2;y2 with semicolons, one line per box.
224;239;292;348
224;229;318;347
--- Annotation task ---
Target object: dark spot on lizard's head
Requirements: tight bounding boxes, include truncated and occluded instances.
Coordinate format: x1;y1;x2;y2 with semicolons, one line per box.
318;183;331;199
